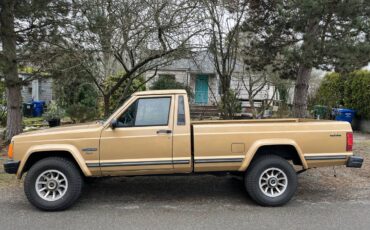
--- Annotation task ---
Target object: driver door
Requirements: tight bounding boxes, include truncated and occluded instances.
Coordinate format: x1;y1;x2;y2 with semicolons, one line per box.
99;95;174;176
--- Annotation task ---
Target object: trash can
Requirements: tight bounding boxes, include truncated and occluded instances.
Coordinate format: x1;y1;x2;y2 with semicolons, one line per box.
335;108;355;123
23;103;33;117
313;105;329;119
32;101;45;117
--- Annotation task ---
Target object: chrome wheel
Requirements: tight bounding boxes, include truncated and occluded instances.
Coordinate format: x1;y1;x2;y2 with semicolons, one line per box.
35;170;68;202
259;167;288;198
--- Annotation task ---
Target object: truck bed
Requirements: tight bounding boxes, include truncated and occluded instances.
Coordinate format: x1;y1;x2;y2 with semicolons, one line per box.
191;119;352;172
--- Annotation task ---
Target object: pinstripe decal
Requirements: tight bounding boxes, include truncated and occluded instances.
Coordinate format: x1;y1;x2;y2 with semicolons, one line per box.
86;159;190;168
194;158;244;164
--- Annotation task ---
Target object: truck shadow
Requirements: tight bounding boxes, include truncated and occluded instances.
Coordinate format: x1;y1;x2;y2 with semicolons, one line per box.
80;175;256;206
78;171;370;208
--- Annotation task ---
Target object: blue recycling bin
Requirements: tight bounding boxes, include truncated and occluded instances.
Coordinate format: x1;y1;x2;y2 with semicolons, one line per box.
335;108;355;123
32;101;45;117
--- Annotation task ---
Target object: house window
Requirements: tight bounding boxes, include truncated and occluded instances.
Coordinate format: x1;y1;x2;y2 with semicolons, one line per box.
158;74;176;80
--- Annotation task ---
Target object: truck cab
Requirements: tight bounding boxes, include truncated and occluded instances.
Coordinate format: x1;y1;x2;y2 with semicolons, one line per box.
98;90;192;175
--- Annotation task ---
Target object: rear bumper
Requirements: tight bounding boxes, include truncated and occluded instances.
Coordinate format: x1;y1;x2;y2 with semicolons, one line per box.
346;156;363;168
3;160;20;174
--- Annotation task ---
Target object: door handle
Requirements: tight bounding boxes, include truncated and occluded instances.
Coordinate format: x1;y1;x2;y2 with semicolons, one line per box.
156;129;172;134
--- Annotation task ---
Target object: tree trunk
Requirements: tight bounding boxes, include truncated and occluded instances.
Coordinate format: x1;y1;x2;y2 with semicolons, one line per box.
6;86;23;141
103;95;110;117
292;17;319;118
249;94;257;119
220;76;232;119
293;65;312;118
1;0;23;141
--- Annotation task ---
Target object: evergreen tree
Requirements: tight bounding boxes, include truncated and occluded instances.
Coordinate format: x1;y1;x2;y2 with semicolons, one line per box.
243;0;370;117
0;0;69;140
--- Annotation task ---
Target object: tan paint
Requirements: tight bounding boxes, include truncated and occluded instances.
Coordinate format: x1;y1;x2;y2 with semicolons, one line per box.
239;139;308;171
192;120;351;171
99;95;175;175
172;94;192;173
17;144;93;179
11;122;101;178
9;90;353;179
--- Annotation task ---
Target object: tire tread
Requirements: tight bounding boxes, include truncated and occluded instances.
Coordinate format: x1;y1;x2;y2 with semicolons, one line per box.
24;157;83;211
245;154;297;206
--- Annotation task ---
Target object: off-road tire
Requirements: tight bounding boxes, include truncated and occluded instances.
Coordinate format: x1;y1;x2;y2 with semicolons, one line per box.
24;157;83;211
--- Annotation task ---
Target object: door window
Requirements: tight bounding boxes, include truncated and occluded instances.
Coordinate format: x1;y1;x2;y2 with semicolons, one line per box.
117;97;171;127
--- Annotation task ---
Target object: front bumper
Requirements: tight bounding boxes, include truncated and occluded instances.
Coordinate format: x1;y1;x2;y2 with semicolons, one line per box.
3;160;20;174
346;156;363;168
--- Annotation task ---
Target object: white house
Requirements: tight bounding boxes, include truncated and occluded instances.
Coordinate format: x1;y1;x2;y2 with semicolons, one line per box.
19;73;53;103
145;51;291;115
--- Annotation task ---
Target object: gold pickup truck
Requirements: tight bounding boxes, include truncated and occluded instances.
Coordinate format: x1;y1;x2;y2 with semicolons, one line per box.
4;90;363;210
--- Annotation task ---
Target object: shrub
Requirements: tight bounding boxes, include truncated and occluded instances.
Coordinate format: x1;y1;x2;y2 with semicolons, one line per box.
54;79;99;123
314;72;345;108
314;70;370;119
150;75;193;98
219;89;241;119
43;101;65;120
344;70;370;119
0;109;6;127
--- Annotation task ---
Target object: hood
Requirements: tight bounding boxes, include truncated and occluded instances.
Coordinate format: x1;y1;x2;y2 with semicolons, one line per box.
13;122;103;141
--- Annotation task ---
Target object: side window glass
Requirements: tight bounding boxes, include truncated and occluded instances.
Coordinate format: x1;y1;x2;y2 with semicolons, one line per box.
177;96;185;125
135;97;171;126
117;97;171;127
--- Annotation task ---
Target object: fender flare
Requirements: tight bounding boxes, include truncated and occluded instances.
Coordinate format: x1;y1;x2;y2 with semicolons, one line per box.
17;144;92;179
238;139;308;171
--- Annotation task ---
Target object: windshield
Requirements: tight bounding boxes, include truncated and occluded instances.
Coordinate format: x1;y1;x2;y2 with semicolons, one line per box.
100;96;133;124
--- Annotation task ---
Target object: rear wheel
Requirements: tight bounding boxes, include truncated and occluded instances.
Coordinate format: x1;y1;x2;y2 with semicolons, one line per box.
245;154;297;206
24;157;83;211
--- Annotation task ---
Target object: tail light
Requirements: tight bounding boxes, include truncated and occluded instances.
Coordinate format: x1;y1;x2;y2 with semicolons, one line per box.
7;143;14;159
346;132;353;152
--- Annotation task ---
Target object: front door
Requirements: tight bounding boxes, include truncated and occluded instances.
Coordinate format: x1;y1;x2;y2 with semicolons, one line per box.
99;96;174;175
195;75;208;104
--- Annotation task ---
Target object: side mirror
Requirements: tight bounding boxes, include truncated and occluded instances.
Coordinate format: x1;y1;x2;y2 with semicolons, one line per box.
110;119;118;129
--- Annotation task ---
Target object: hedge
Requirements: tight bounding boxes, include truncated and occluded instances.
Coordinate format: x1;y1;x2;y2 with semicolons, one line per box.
314;70;370;119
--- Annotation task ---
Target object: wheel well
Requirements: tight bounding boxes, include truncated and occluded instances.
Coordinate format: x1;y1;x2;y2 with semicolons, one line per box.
253;145;302;166
22;151;81;174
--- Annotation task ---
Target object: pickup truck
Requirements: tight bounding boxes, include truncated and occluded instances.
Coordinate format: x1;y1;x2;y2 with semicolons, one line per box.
4;90;363;211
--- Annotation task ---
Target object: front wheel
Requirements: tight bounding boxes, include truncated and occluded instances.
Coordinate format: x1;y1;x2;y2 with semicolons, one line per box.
24;157;83;211
245;154;297;206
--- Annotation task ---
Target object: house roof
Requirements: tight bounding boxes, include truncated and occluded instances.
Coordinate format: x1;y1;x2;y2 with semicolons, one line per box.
159;51;244;74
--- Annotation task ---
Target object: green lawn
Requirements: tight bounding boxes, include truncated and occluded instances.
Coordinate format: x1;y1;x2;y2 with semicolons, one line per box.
23;117;45;127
